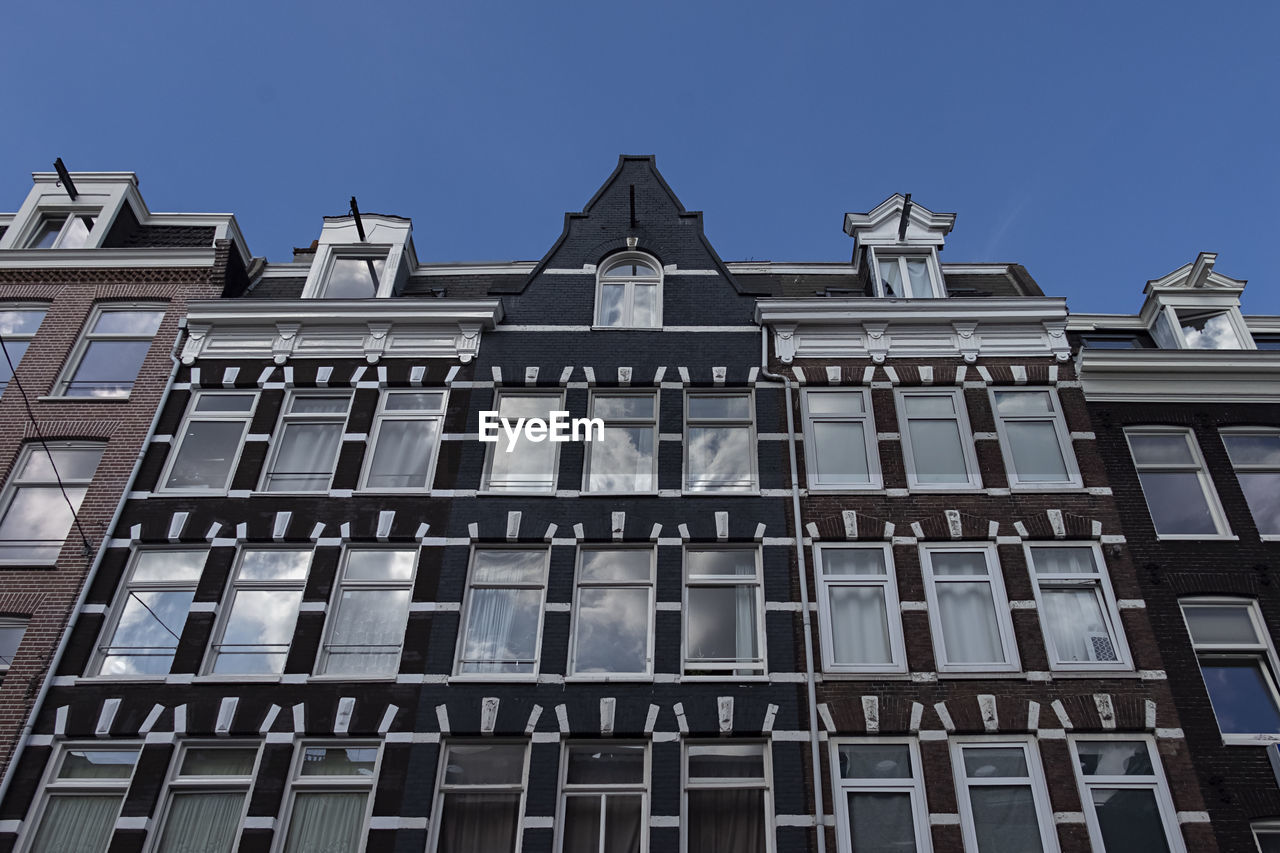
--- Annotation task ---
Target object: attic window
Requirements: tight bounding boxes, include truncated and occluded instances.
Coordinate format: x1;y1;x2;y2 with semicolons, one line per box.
27;212;98;249
1177;309;1241;349
596;253;661;327
322;254;385;298
871;250;944;299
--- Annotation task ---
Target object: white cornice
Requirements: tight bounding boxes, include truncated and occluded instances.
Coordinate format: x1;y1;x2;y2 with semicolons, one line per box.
182;298;505;365
1077;350;1280;402
757;297;1069;363
0;248;217;269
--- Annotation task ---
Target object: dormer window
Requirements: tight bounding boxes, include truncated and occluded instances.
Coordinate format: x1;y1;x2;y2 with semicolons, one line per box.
870;249;945;299
321;253;386;298
596;254;661;327
1152;305;1251;350
26;212;98;249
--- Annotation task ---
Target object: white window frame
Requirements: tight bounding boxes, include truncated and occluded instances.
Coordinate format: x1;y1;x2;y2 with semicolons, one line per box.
316;248;391;299
950;737;1059;853
800;388;882;491
1125;426;1231;539
274;741;381;853
683;390;758;494
581;389;659;494
554;741;650;853
594;252;663;328
682;546;767;678
23;208;102;249
1253;820;1280;852
148;741;261;853
1069;735;1186;853
681;741;775;853
0;305;48;388
259;390;353;493
1180;596;1280;744
429;740;530;853
1024;542;1132;672
158;390;258;494
480;389;566;495
1220;427;1280;539
895;388;982;491
357;388;447;492
316;546;420;678
989;387;1082;489
1152;302;1254;351
0;616;27;681
814;544;905;674
18;742;141;853
53;303;166;398
868;247;945;298
92;547;209;678
919;543;1020;673
453;547;550;680
829;737;931;853
0;440;104;566
203;546;313;676
568;546;655;680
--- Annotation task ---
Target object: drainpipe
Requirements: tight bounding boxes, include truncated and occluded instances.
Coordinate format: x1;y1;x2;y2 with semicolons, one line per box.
0;321;186;811
760;325;827;853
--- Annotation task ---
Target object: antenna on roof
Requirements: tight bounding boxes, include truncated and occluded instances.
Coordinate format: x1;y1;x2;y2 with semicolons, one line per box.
897;193;913;242
349;196;367;241
54;158;78;200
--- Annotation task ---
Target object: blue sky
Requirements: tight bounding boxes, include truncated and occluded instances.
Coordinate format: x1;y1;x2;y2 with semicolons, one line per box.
2;1;1277;313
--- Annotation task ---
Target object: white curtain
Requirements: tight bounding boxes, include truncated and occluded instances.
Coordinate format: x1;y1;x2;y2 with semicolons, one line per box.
283;792;366;853
29;795;119;853
158;792;244;853
829;586;891;665
463;589;523;672
734;585;758;674
937;582;1003;664
906;258;932;297
879;260;903;297
1042;589;1111;662
367;420;436;488
969;786;1044;853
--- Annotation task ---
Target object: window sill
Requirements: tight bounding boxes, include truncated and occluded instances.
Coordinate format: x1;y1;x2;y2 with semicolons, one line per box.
1153;534;1239;542
578;491;660;498
448;674;540;683
190;674;284;684
75;675;168;685
1046;666;1137;676
903;483;984;492
1008;483;1087;493
820;670;910;679
307;674;398;683
807;485;886;494
476;490;558;498
590;325;663;331
154;488;231;498
250;489;336;498
935;669;1025;679
37;395;132;403
1221;733;1280;746
564;675;655;683
0;561;59;570
679;673;770;682
681;490;762;497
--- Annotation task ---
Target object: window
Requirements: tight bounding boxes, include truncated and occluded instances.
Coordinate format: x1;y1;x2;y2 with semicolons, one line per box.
1175;308;1242;349
1125;428;1230;537
814;545;904;673
896;389;981;489
1221;429;1280;536
920;545;1018;672
320;253;386;298
1180;598;1280;739
279;743;379;853
1070;738;1184;853
801;389;881;490
0;307;47;388
206;548;312;675
558;743;648;853
569;548;654;678
25;211;98;249
160;391;257;493
683;742;773;853
22;745;139;853
0;617;27;683
990;389;1081;488
1253;334;1280;351
94;549;207;676
1254;822;1280;852
153;744;259;853
456;549;549;676
596;254;661;327
57;306;164;398
830;739;930;853
431;742;528;853
951;739;1057;853
872;250;942;298
481;391;564;494
1080;333;1154;350
260;391;352;492
1026;544;1129;671
318;548;417;676
359;390;446;491
683;548;765;677
684;391;757;493
583;391;657;493
0;442;104;564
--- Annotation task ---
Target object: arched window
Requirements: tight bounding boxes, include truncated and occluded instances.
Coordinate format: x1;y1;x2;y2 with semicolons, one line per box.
596;253;662;327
